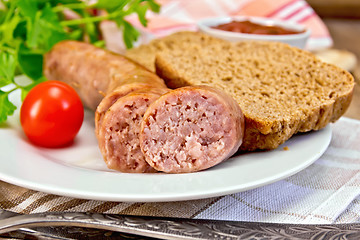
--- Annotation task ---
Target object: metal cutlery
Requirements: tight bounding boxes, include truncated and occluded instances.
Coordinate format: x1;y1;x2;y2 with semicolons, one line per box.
1;209;360;240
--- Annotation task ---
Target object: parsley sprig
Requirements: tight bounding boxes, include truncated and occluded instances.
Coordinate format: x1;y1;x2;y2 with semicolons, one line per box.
0;0;160;123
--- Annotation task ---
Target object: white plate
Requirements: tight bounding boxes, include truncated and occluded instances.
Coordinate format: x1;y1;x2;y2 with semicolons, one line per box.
0;90;331;202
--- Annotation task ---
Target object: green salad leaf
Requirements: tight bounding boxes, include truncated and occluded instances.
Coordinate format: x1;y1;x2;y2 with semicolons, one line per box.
0;0;161;123
0;90;16;123
0;51;16;87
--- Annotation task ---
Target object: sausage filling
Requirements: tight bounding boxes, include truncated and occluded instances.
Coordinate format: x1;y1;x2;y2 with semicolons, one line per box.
141;90;236;173
100;96;156;173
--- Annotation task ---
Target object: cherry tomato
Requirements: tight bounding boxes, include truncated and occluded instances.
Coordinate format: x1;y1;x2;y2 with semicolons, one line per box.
20;80;84;148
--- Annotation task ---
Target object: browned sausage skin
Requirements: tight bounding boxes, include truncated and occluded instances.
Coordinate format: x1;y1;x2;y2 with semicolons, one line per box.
140;86;245;173
44;40;166;110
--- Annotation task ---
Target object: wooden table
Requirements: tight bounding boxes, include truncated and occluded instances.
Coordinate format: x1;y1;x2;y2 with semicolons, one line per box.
307;0;360;18
322;18;360;120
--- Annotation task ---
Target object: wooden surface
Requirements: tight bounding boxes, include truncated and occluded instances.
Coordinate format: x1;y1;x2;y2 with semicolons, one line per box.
323;18;360;120
307;0;360;18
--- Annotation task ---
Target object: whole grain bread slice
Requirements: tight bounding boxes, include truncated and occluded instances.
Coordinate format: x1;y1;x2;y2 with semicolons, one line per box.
152;32;354;151
125;31;226;72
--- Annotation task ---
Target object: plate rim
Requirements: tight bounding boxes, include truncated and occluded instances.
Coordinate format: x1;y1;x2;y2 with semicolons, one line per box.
0;122;332;202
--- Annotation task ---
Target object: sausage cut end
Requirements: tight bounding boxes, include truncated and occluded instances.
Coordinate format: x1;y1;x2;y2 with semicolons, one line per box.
97;88;168;173
140;86;245;173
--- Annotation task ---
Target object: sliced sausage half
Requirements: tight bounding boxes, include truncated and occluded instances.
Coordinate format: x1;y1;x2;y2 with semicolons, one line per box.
140;86;245;173
97;88;168;173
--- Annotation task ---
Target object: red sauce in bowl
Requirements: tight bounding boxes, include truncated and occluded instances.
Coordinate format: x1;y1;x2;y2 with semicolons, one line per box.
212;20;305;35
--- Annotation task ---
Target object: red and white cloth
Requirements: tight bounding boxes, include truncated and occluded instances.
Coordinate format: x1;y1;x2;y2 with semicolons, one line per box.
123;0;332;51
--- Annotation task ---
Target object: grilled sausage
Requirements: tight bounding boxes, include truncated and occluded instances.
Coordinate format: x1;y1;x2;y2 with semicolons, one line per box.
44;41;245;174
97;88;169;173
140;86;245;173
95;83;155;137
44;41;168;172
44;40;167;110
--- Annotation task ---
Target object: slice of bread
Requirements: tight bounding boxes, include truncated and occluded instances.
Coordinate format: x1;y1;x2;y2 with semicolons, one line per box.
152;32;354;151
125;31;226;72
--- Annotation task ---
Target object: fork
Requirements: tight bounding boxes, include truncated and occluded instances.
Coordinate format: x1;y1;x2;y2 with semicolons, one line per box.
1;209;360;240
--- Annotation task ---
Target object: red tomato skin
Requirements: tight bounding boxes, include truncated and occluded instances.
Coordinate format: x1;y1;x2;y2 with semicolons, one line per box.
20;80;84;148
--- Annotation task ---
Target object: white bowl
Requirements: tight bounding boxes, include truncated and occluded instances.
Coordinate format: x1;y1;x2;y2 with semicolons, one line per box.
197;16;311;49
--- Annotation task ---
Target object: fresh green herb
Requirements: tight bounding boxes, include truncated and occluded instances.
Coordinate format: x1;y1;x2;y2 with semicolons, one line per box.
0;0;160;123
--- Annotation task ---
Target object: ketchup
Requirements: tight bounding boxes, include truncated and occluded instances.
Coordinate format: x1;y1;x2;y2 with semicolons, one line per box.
212;20;304;35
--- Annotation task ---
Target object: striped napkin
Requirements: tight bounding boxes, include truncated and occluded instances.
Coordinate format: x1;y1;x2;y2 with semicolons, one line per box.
1;117;360;225
102;0;332;53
